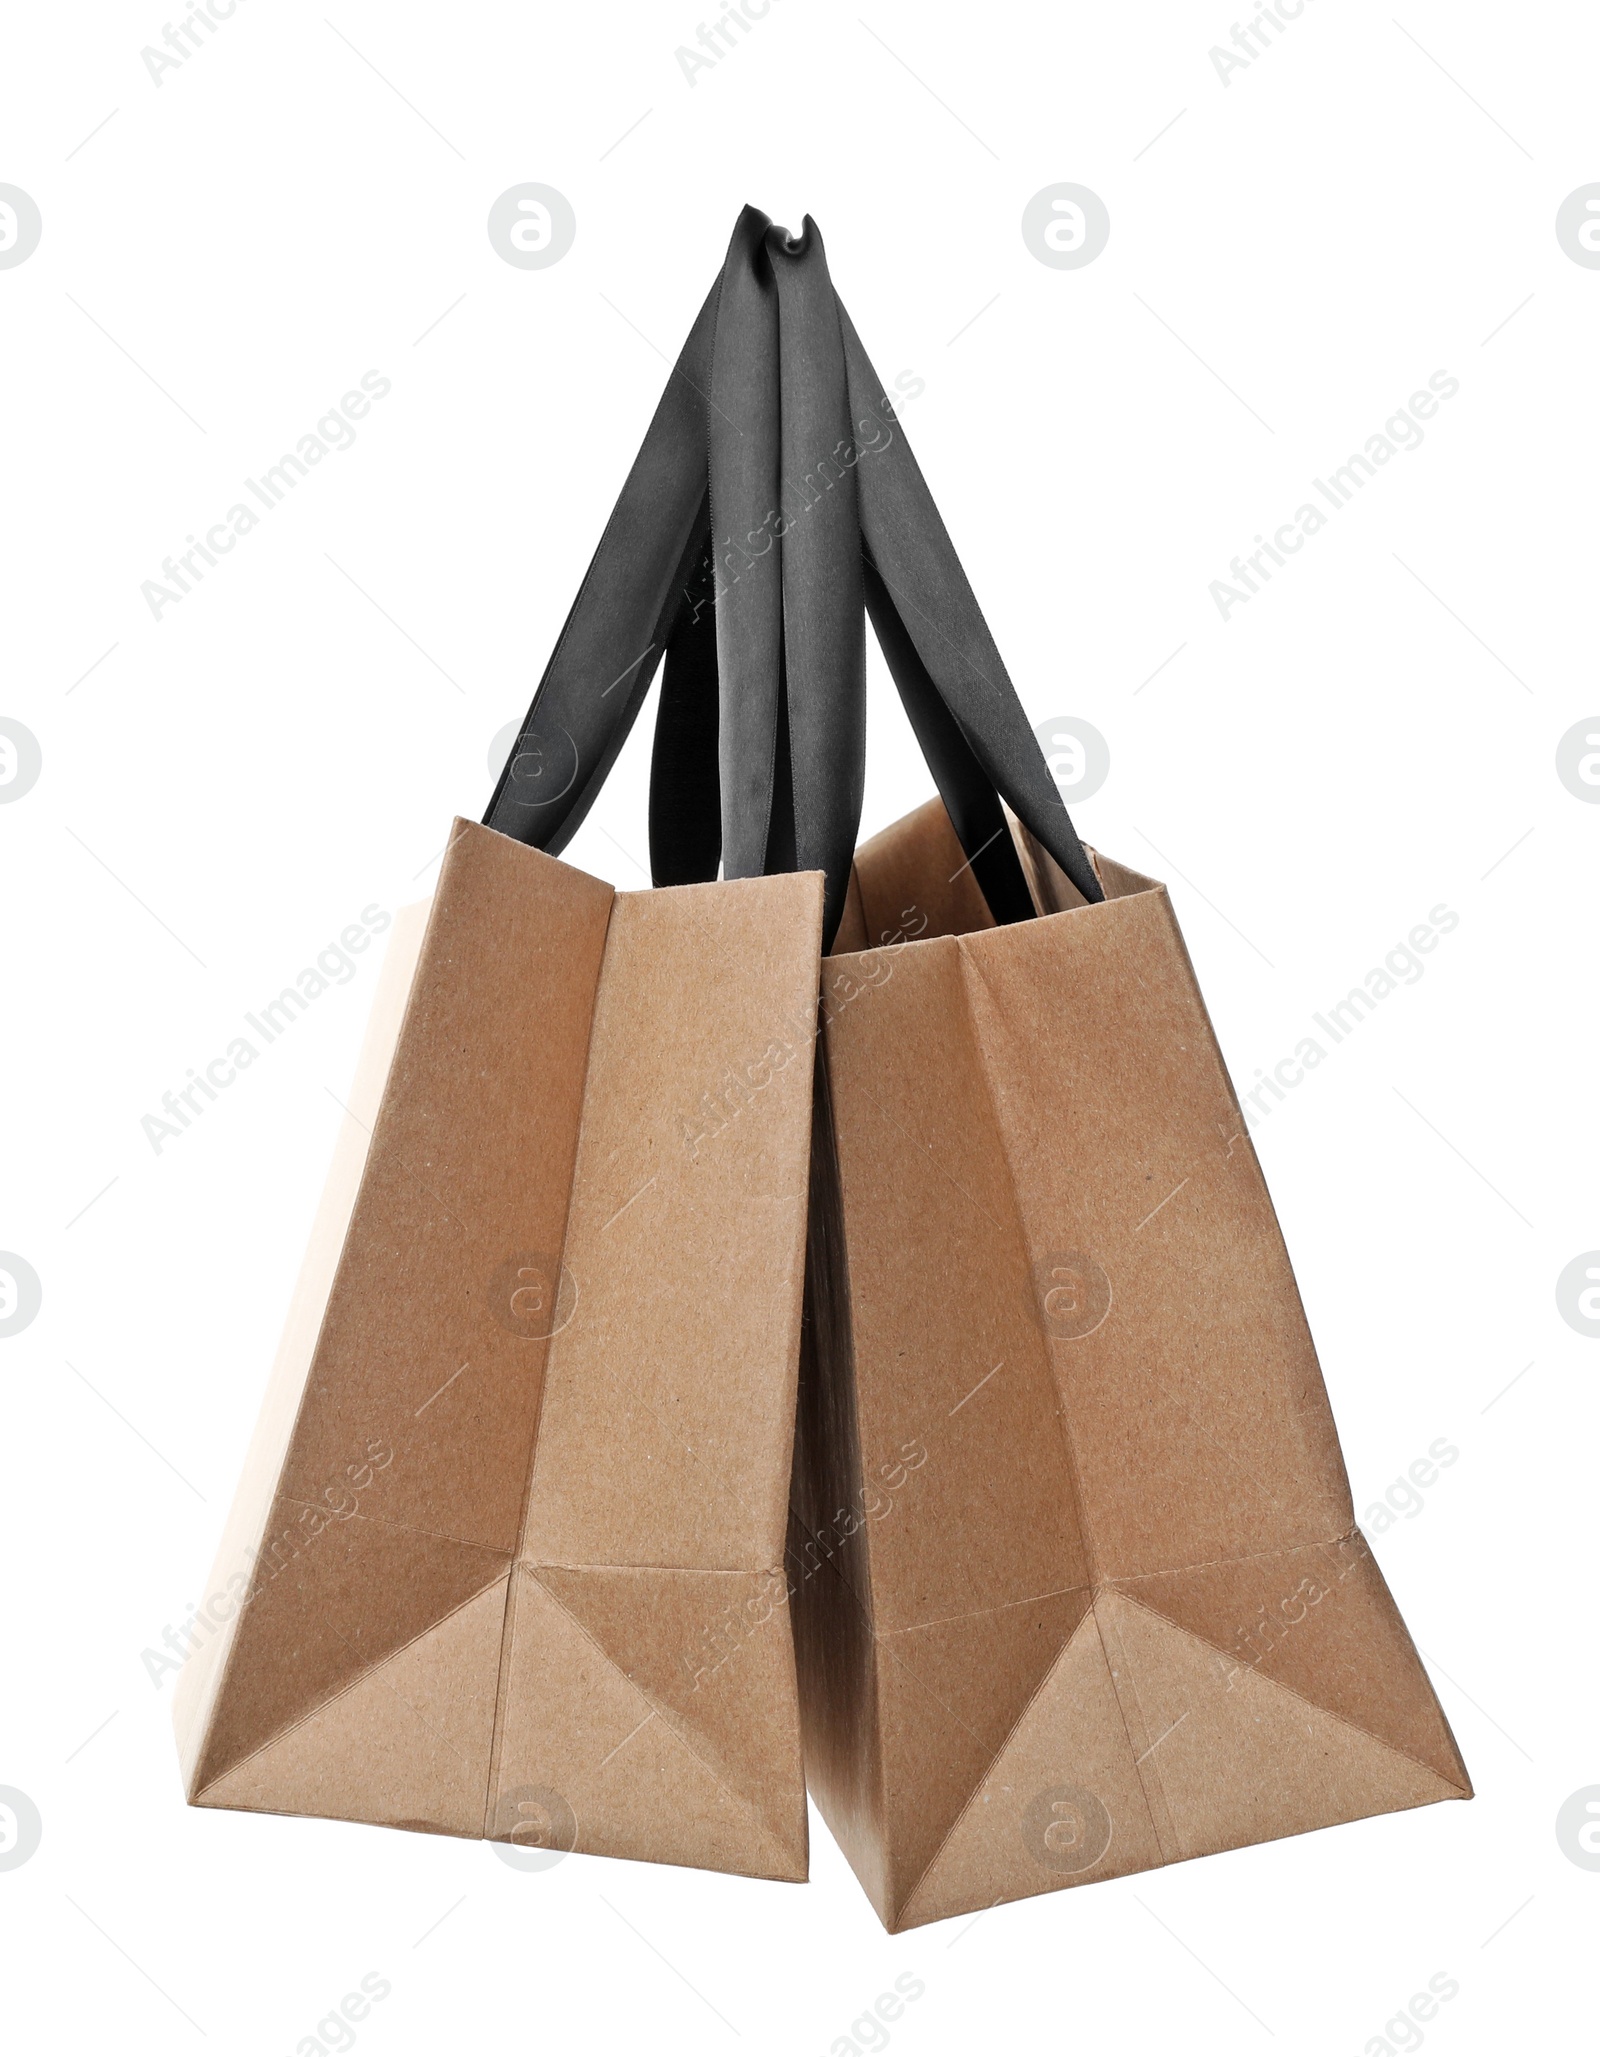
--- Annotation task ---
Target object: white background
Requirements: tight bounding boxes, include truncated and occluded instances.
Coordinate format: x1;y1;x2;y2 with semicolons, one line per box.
3;0;1596;2050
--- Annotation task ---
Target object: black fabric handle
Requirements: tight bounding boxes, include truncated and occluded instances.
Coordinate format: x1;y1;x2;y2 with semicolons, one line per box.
485;204;847;903
483;212;772;858
765;220;866;936
481;286;710;849
835;302;1102;909
658;214;867;946
647;234;1103;928
488;204;1102;930
706;207;783;882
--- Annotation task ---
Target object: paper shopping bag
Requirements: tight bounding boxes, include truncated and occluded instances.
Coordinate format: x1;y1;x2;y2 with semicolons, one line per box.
175;210;846;1879
174;824;822;1876
794;800;1470;1928
744;225;1470;1929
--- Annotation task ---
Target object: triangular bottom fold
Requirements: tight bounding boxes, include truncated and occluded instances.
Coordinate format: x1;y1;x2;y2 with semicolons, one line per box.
490;1566;807;1881
1097;1590;1466;1864
890;1588;1469;1930
1106;1536;1471;1794
896;1604;1161;1929
874;1586;1093;1917
195;1576;509;1836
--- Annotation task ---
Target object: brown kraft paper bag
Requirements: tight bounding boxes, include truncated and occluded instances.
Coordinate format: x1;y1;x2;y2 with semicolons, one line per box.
767;231;1471;1931
175;212;846;1880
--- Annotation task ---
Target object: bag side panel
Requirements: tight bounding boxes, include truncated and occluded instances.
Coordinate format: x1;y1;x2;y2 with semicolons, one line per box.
173;898;428;1793
186;821;614;1805
494;870;825;1879
787;1047;891;1917
803;934;1094;1921
519;870;824;1572
959;887;1353;1579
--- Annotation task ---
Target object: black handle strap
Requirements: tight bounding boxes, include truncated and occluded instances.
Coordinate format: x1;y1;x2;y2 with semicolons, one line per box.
835;301;1102;909
647;231;1104;932
489;204;1102;931
705;207;783;883
483;212;767;856
759;217;865;942
487;204;846;905
657;214;867;951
